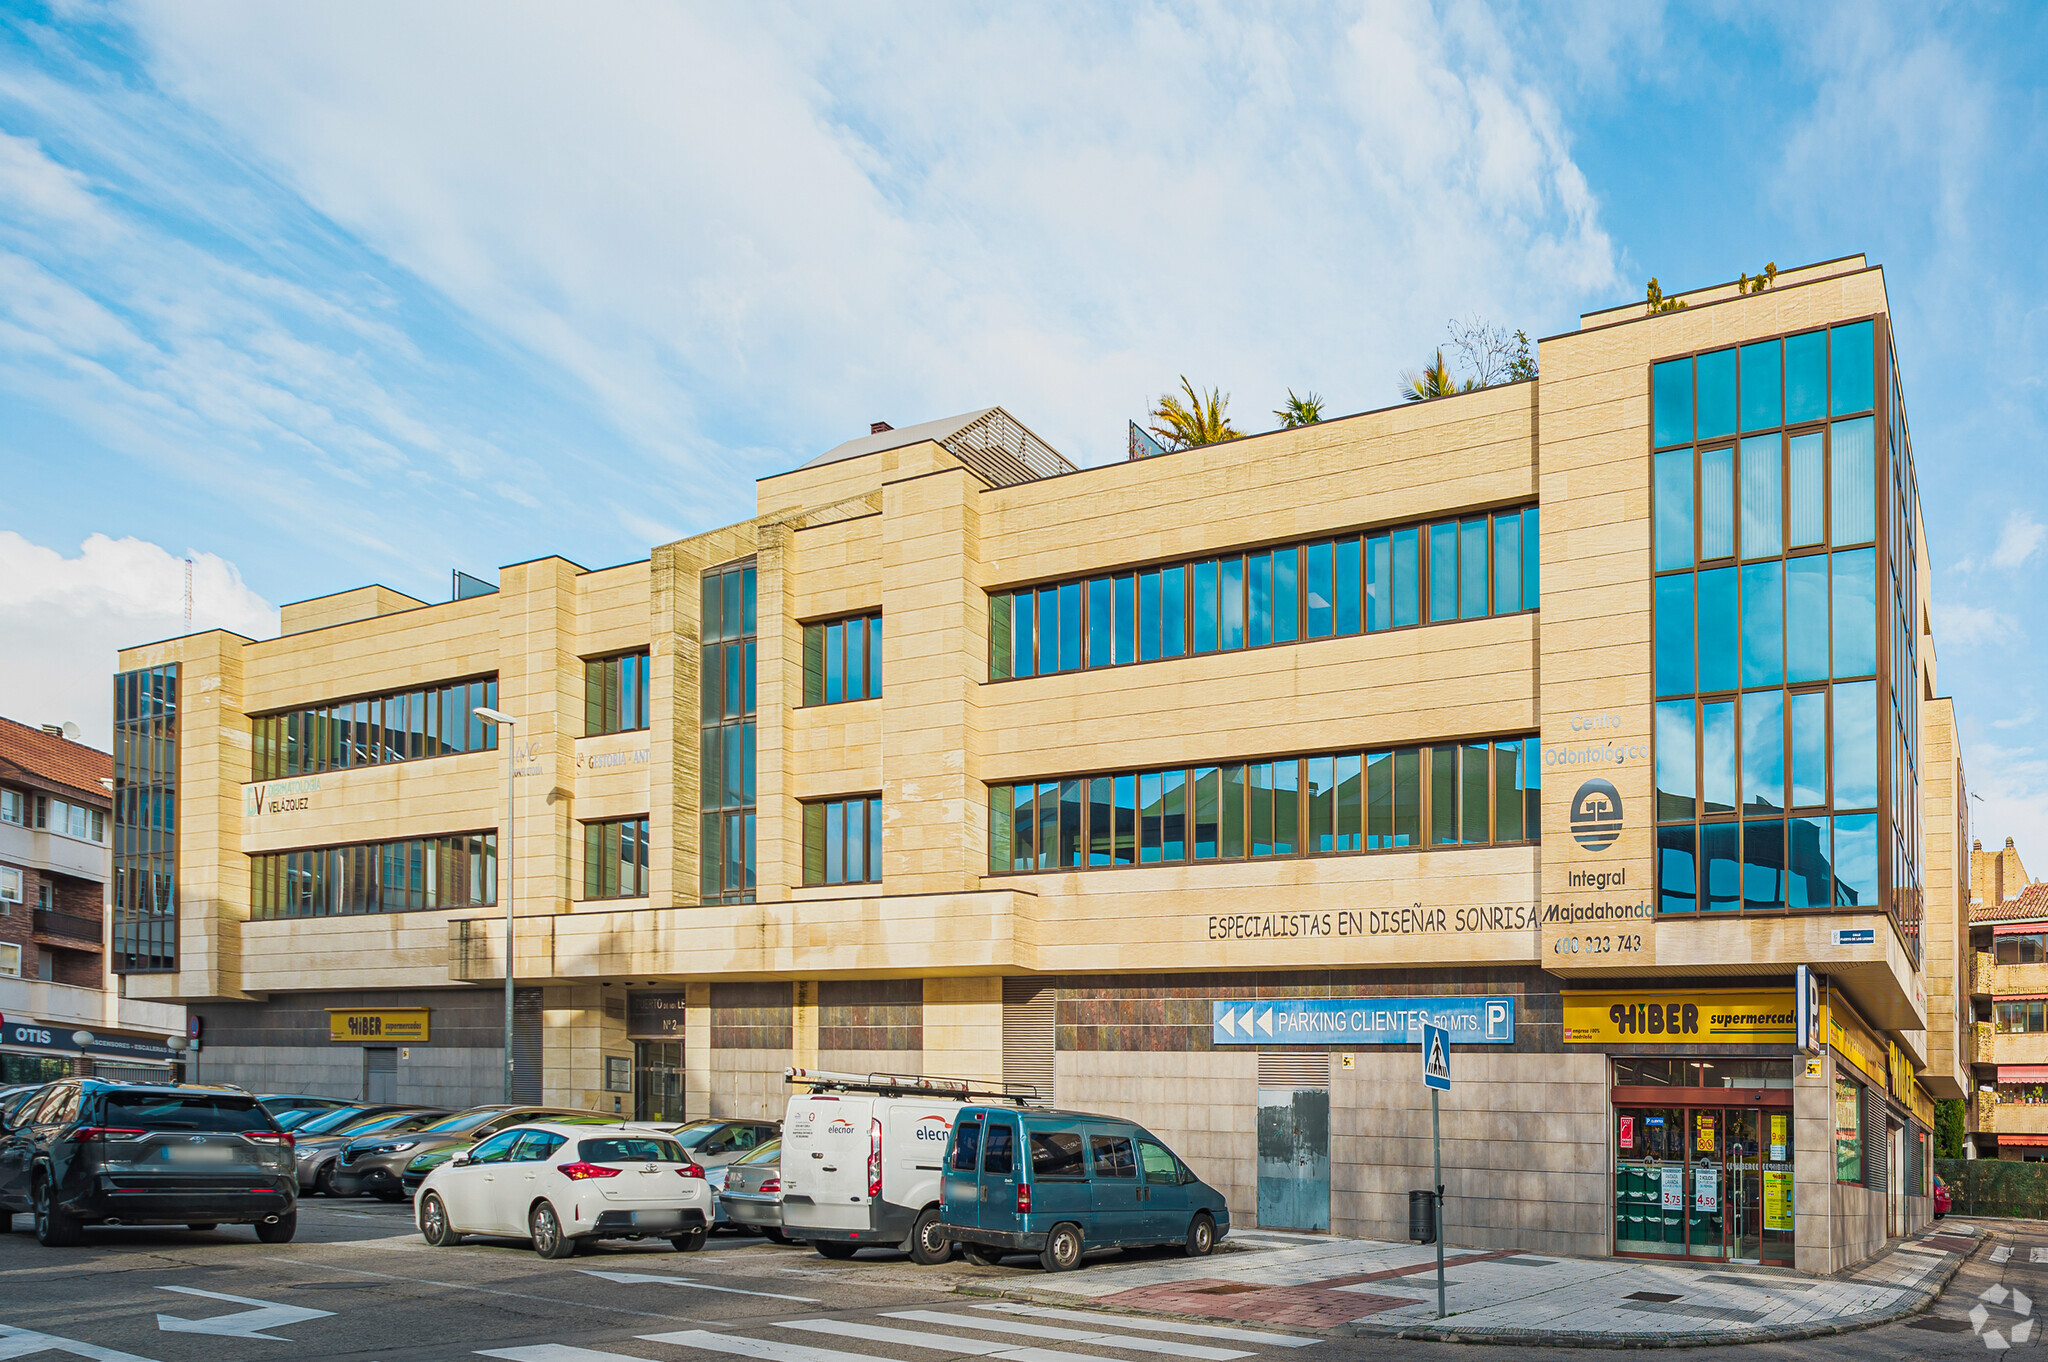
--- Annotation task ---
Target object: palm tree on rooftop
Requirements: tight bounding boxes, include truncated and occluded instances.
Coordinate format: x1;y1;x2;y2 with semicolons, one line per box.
1149;377;1242;449
1400;350;1474;401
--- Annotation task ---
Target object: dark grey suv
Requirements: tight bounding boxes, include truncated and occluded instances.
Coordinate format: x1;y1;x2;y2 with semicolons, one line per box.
0;1080;297;1246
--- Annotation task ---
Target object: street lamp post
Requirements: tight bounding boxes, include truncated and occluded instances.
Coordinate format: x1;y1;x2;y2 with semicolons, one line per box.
475;706;518;1103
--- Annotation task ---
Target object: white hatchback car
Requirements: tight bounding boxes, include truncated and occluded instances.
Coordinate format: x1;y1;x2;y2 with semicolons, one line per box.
414;1122;714;1257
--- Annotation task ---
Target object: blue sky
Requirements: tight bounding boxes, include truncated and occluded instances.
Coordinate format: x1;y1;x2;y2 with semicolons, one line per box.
3;1;2046;859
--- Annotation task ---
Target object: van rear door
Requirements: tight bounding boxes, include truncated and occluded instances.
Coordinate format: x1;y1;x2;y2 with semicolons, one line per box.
941;1111;983;1231
780;1093;873;1235
979;1112;1022;1239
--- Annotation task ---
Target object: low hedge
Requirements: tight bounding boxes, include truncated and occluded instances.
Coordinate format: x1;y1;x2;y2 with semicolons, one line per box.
1937;1157;2048;1218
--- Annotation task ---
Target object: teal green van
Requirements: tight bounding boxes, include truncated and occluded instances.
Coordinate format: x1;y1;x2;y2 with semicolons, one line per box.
937;1107;1229;1271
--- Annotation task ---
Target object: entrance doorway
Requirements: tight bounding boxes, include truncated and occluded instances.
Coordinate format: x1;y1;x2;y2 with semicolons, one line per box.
1256;1087;1330;1231
364;1047;397;1103
634;1041;683;1122
1614;1103;1792;1264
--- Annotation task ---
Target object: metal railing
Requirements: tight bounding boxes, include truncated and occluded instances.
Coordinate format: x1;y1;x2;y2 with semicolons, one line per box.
32;909;102;944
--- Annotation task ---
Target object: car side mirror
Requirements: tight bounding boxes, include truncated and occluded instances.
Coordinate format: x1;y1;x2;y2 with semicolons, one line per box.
450;1154;472;1168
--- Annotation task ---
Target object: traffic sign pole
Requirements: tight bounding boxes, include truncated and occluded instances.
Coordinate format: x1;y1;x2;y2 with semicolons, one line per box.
1431;1086;1445;1319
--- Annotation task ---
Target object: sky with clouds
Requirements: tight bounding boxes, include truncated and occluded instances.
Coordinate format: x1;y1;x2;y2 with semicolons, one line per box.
2;1;2046;862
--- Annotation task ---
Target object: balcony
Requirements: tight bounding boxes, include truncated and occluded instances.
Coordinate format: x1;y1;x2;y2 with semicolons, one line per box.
1992;962;2048;997
1978;1098;1999;1134
33;909;103;946
1989;1102;2048;1139
1975;951;1997;999
1977;1022;1996;1066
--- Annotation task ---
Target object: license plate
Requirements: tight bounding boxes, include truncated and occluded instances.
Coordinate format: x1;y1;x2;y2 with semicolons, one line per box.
167;1146;237;1164
629;1210;683;1228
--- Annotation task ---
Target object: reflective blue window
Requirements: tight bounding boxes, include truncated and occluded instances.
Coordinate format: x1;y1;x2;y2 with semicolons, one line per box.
1192;561;1218;653
1013;591;1035;677
1333;537;1362;635
1248;553;1274;648
1830;320;1874;415
1741;689;1784;812
1272;548;1298;643
1654;448;1694;571
1696;348;1737;441
1218;557;1245;650
1740;339;1782;432
1696;566;1739;694
1653;357;1693;448
1429;522;1458;623
1087;577;1113;666
1655;700;1695;819
1161;566;1186;657
1831;548;1877;676
1700;447;1735;560
1057;581;1082;671
1658;825;1697;913
1522;506;1539;606
1365;534;1392;632
1832;680;1878;808
1702;822;1740;910
1787;815;1832;907
1458;519;1488;619
1832;811;1879;906
1655;574;1695;698
1830;417;1876;544
1701;700;1736;814
1786;556;1829;682
1743;820;1785;910
1036;587;1059;672
1304;541;1334;639
1740;434;1782;558
1740;561;1783;688
1788;432;1825;546
1493;512;1522;614
1789;691;1828;806
1785;330;1828;424
1113;575;1135;664
1390;528;1420;627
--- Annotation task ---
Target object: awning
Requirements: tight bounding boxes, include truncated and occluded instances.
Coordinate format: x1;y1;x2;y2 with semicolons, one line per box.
1997;1134;2048;1147
2001;1066;2048;1082
1994;923;2048;935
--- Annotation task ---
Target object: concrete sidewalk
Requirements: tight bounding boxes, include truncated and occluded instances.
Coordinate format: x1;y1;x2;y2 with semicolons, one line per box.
960;1223;1985;1347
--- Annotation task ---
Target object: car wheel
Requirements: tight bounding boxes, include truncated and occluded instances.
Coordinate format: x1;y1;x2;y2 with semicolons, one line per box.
963;1242;1006;1266
418;1193;462;1247
668;1227;708;1253
530;1202;578;1259
33;1180;83;1248
254;1212;298;1244
1183;1212;1216;1258
813;1240;860;1260
186;1223;219;1232
1039;1221;1084;1272
909;1207;951;1265
314;1163;338;1197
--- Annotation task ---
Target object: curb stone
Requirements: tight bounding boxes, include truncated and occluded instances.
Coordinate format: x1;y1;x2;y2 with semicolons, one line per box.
948;1227;1985;1351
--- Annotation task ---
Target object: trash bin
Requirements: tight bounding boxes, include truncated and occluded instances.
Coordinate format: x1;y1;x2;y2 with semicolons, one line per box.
1409;1188;1436;1244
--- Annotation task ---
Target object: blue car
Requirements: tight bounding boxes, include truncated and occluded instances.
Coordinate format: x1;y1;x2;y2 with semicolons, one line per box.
938;1107;1228;1271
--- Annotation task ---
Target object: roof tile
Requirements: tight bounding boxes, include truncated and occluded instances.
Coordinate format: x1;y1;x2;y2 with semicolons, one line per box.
0;716;112;803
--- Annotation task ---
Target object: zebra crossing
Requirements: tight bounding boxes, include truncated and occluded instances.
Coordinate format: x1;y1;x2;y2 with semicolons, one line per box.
479;1300;1321;1362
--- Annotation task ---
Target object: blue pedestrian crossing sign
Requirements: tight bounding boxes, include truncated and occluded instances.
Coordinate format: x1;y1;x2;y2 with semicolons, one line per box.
1422;1022;1451;1091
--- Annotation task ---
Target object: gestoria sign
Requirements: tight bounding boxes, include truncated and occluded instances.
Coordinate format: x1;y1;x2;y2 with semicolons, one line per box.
1563;989;1796;1045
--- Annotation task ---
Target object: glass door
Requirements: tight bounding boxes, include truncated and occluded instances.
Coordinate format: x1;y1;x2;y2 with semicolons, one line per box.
1761;1107;1795;1265
1724;1109;1760;1263
1685;1109;1723;1259
1615;1107;1686;1254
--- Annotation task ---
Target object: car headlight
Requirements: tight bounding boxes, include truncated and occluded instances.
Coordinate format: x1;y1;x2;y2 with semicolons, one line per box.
377;1141;419;1154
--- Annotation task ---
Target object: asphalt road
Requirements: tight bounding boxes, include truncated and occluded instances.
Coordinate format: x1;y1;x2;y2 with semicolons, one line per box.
0;1203;2039;1362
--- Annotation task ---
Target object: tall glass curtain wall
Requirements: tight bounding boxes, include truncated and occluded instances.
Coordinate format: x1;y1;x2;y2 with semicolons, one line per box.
701;563;757;904
586;652;650;735
584;817;650;899
1883;346;1924;956
251;832;497;918
112;664;178;972
803;796;884;885
1650;320;1919;954
803;616;882;705
989;738;1538;872
250;677;501;780
988;507;1538;680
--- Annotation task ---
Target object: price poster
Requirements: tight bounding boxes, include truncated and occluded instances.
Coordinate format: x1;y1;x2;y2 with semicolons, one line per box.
1662;1165;1684;1210
1764;1168;1794;1231
1769;1113;1788;1162
1696;1114;1716;1154
1694;1166;1719;1213
1619;1115;1635;1150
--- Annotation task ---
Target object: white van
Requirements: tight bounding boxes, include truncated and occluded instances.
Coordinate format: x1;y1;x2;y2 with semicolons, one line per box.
779;1068;1031;1263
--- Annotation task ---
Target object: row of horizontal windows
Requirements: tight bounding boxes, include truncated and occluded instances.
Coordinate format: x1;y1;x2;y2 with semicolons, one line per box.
1654;550;1876;697
803;796;882;886
1655;682;1879;820
586;652;649;736
250;831;497;920
1655;814;1876;914
113;664;178;725
804;616;883;706
583;817;649;900
114;729;176;786
250;677;500;781
0;790;104;842
1996;1001;2048;1034
987;738;1539;874
1653;418;1875;571
1652;321;1875;450
1993;934;2048;965
987;508;1538;681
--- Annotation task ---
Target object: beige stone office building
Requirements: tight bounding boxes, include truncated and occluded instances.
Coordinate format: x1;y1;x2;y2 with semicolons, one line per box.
118;255;1967;1273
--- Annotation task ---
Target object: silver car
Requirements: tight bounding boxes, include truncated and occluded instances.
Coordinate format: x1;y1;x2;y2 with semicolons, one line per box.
717;1138;792;1243
295;1109;448;1195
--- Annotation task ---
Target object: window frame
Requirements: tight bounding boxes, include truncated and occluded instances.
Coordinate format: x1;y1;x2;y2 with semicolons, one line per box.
583;650;651;736
801;793;885;887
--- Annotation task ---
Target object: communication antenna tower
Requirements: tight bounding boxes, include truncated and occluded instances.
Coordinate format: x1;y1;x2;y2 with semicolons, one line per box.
183;558;194;625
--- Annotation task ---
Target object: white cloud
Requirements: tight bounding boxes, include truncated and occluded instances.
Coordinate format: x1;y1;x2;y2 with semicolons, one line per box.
1992;510;2047;571
1965;739;2048;873
1943;602;2023;649
123;1;1624;476
0;532;276;748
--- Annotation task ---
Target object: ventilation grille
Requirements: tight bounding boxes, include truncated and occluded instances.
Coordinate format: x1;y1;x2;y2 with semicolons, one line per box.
1257;1051;1331;1089
604;995;627;1021
1002;978;1056;1106
511;987;544;1105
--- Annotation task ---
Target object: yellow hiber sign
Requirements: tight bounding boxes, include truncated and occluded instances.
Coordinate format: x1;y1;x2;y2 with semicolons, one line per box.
1562;989;1796;1044
327;1008;429;1042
